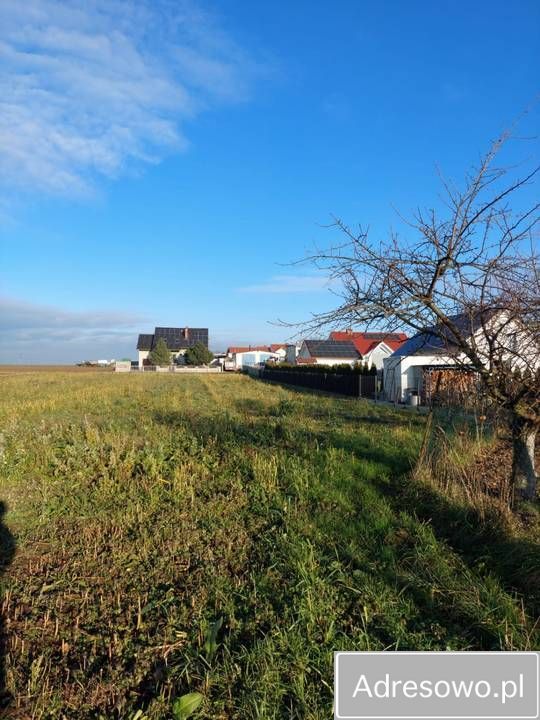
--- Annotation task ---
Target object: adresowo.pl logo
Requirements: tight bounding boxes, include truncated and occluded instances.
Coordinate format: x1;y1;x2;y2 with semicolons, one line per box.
334;652;539;719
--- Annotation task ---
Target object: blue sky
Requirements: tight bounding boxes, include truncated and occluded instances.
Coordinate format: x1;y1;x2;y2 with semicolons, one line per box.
1;0;539;362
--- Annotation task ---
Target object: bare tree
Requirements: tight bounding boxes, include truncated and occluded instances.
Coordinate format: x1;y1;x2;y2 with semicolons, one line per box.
292;130;540;500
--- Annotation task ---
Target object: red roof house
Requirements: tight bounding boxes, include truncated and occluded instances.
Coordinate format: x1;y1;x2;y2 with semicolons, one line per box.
328;330;408;369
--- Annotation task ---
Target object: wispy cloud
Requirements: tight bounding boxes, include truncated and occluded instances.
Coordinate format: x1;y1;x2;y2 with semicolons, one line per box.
237;274;332;294
0;296;146;332
0;296;147;362
0;296;299;359
0;0;256;198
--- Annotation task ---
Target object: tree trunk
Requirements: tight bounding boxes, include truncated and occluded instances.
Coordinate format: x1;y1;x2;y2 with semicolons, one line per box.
511;422;537;501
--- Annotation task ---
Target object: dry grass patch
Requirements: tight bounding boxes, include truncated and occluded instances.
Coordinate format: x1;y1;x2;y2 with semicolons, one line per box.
0;373;537;719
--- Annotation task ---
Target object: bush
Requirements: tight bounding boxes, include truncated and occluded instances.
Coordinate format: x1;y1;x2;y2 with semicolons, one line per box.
148;338;171;366
184;342;214;366
264;361;376;375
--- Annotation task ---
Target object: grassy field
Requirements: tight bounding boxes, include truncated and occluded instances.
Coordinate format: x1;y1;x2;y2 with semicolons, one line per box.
0;370;538;719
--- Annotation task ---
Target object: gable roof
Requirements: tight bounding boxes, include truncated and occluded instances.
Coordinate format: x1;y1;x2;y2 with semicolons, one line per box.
138;327;208;351
303;339;360;359
330;331;408;355
137;334;154;351
154;327;208;349
392;310;499;357
392;333;450;356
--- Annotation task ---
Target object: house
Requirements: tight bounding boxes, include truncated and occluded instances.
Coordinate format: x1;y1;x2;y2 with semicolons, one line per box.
137;326;209;367
382;310;535;403
297;339;360;366
270;344;287;361
224;345;283;370
329;330;408;370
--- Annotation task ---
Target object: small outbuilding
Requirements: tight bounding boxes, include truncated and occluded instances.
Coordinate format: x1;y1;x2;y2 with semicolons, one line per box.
225;345;282;370
382;310;535;403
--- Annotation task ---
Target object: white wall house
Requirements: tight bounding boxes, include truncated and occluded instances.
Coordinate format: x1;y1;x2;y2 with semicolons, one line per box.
362;342;395;371
233;350;280;369
297;339;360;366
383;310;537;402
269;344;287;361
137;327;209;368
383;352;462;402
224;345;282;370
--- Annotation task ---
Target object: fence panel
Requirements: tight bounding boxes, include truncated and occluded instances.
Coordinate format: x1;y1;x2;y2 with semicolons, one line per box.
259;369;376;398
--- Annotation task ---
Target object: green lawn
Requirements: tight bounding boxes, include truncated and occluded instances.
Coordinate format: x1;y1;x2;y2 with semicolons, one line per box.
0;371;537;719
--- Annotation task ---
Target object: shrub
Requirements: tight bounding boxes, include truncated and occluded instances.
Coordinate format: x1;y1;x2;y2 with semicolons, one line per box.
184;342;214;366
148;338;171;366
264;361;375;375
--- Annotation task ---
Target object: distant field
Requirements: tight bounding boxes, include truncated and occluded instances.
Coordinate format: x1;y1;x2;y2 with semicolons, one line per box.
0;372;537;719
0;365;113;374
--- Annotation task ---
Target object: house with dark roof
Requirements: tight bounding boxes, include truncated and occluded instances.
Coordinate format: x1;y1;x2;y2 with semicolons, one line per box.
297;339;361;366
137;327;208;367
382;309;536;403
329;330;408;369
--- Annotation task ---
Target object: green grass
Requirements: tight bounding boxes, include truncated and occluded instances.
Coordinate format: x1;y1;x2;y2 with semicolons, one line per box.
0;371;538;719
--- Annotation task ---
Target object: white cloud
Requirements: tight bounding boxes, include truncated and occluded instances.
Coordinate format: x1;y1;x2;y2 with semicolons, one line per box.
0;296;146;331
0;0;256;197
0;296;148;362
0;296;299;360
237;274;332;294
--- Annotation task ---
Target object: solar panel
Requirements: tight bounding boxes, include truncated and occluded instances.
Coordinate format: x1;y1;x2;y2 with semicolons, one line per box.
137;334;154;350
363;332;403;342
152;327;209;349
305;340;359;358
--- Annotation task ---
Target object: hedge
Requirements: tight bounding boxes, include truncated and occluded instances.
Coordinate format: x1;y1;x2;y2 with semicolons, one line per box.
264;362;377;375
